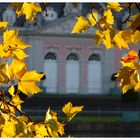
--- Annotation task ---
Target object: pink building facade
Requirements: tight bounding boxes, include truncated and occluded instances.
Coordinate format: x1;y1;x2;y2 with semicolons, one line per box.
21;14;140;95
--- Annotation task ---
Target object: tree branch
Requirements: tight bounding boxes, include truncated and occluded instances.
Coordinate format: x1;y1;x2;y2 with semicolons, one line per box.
90;4;98;22
121;4;132;23
135;3;140;12
6;101;33;122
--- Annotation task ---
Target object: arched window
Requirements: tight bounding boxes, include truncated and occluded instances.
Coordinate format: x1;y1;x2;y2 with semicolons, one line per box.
87;53;102;94
43;52;58;93
88;53;100;61
44;52;57;60
65;52;80;93
66;53;79;61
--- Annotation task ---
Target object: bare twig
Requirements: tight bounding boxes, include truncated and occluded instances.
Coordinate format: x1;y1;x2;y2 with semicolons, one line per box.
122;4;132;23
90;3;98;23
42;3;48;16
135;3;140;12
6;101;33;122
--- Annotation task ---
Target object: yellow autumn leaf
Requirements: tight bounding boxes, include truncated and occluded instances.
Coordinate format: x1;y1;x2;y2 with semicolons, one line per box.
122;85;132;94
107;2;123;12
0;22;8;29
1;121;16;137
127;13;140;29
35;124;48;137
19;70;44;82
11;95;23;111
132;30;140;44
135;82;140;92
8;59;27;80
117;66;139;94
13;50;28;60
18;71;44;95
45;108;65;137
88;12;98;27
3;30;30;50
0;114;5;125
15;121;26;136
121;50;138;63
17;116;29;123
16;2;42;22
62;102;84;122
113;31;129;49
121;30;133;44
103;29;113;49
101;9;114;25
94;29;104;46
0;44;13;59
2;30;30;60
8;86;15;96
0;62;10;85
45;108;52;122
72;16;90;33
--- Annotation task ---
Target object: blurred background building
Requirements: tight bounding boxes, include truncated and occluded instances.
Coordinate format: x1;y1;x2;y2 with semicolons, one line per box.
1;3;140;137
0;3;126;95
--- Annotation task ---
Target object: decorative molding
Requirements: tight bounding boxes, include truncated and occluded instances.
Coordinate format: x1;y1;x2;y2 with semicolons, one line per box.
64;45;82;52
44;7;58;21
2;6;16;27
48;46;59;50
40;16;96;35
64;3;82;16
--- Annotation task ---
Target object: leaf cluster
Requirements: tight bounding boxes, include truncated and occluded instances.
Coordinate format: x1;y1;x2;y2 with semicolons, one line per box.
72;2;140;94
0;3;84;137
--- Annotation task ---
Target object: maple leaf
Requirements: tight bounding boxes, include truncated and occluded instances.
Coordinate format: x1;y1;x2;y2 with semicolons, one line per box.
95;28;114;49
95;29;104;46
62;102;84;122
113;31;129;49
117;66;139;94
18;71;44;95
2;30;30;60
3;30;30;50
88;12;98;27
127;13;140;29
13;50;28;60
102;29;113;49
72;16;90;33
8;59;27;80
0;22;8;29
135;82;140;91
17;116;29;123
1;121;16;137
0;44;12;59
45;108;65;137
8;86;15;96
0;62;10;85
107;2;123;12
121;50;138;63
11;95;24;111
121;30;133;43
16;2;41;22
100;9;114;25
35;124;48;137
132;30;140;44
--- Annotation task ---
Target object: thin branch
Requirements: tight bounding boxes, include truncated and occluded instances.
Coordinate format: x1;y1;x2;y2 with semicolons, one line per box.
121;4;132;23
6;101;33;122
42;3;48;16
135;3;140;12
90;3;98;23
